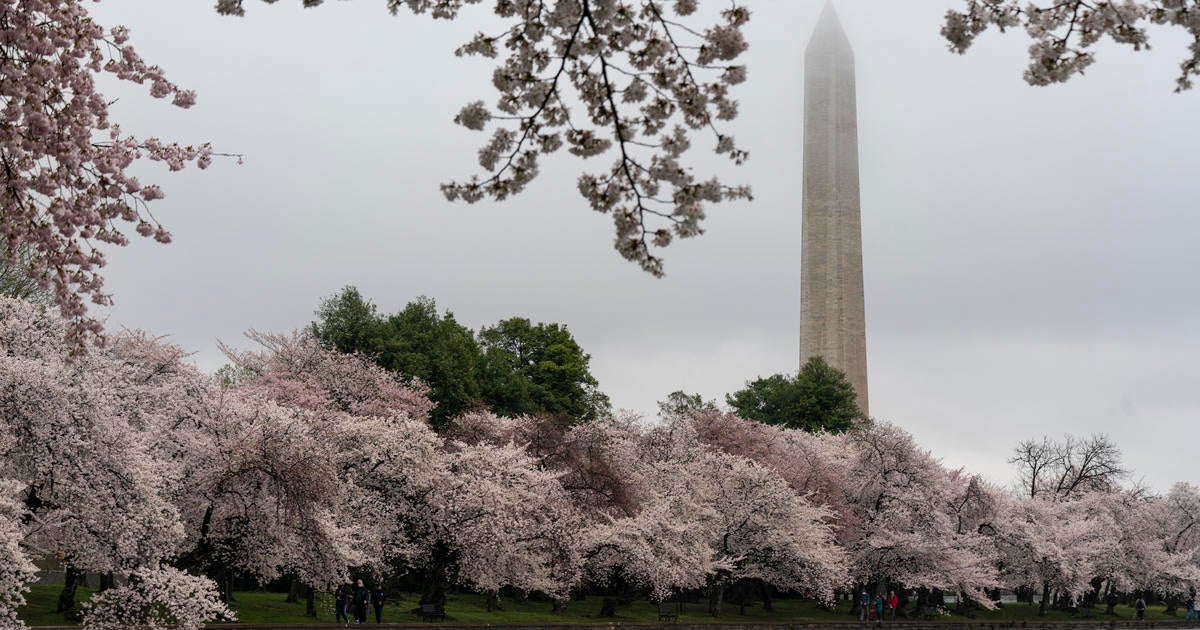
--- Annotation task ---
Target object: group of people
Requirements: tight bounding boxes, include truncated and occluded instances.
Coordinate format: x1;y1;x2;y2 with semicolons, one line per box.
858;590;900;622
334;579;387;625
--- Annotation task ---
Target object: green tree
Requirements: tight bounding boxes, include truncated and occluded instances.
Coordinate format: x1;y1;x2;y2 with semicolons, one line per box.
311;288;481;430
309;286;380;355
657;390;717;422
375;297;482;429
725;356;861;433
477;318;610;421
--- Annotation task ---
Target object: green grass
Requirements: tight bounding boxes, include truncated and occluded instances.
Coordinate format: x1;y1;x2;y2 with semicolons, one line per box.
18;584;1194;627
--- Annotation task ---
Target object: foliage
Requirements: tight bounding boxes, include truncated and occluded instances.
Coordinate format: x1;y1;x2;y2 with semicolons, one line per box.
477;317;610;421
311;290;480;429
656;390;717;422
725;356;861;433
311;288;609;427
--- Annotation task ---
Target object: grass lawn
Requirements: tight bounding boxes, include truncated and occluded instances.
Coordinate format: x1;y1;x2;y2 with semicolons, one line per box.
18;584;1192;627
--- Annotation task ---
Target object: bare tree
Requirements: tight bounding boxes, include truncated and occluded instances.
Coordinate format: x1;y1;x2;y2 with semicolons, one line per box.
1010;434;1127;500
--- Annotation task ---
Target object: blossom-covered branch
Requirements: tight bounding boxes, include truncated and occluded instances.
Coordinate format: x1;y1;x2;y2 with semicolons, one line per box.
218;0;752;277
0;0;239;347
943;0;1200;92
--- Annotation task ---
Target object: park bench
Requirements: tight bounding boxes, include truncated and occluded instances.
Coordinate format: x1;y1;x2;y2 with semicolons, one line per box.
1076;606;1097;618
420;602;446;621
657;603;679;622
918;605;938;620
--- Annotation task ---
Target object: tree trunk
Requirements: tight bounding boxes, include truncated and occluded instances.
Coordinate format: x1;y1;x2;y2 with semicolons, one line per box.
1038;582;1051;617
98;573;115;593
485;591;500;612
760;580;774;612
709;581;725;618
421;544;451;606
598;597;618;617
286;578;302;603
304;584;316;618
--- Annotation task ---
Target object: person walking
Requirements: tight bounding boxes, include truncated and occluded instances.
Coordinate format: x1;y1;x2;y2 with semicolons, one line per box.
887;591;899;620
859;591;870;622
1134;595;1146;621
1185;589;1196;621
874;594;885;622
352;579;370;624
372;585;387;623
335;582;351;625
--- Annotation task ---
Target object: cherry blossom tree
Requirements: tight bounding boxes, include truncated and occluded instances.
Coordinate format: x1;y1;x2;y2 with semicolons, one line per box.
0;1;224;347
0;478;37;630
424;441;583;606
989;493;1118;614
689;410;855;537
0;299;186;582
80;565;232;630
943;1;1200;92
1119;483;1200;603
839;422;1001;605
212;331;441;591
585;419;847;615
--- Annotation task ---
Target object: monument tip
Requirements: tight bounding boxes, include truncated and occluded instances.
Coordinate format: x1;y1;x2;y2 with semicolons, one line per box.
808;0;852;54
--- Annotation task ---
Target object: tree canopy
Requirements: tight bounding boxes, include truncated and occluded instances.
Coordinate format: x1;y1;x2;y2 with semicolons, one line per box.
310;287;608;427
725;356;861;433
4;296;1200;628
477;317;610;421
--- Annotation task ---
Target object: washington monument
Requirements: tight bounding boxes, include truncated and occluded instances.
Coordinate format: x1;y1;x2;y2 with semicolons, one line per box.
800;1;869;416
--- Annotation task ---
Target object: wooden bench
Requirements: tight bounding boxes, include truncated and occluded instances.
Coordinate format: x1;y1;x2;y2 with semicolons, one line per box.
657;604;679;622
420;603;446;621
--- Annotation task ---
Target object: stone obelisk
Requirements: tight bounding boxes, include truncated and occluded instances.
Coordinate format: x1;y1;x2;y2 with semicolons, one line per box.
800;1;869;415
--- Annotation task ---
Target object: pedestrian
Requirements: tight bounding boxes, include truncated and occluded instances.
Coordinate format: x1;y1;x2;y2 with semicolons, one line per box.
372;585;387;623
335;582;351;625
1134;595;1146;621
353;579;370;624
887;590;899;620
874;594;885;622
859;591;870;622
1185;589;1196;621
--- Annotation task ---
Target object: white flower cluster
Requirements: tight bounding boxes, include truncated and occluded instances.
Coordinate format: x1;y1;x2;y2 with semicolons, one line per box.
81;566;233;630
943;0;1200;92
222;0;752;277
0;480;37;630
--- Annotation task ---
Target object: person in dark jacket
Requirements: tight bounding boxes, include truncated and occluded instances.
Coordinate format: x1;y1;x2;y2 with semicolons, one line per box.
352;579;370;624
1134;595;1146;620
335;582;351;625
372;585;387;623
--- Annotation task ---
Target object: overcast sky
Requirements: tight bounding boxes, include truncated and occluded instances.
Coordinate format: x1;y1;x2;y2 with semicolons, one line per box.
88;1;1199;493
